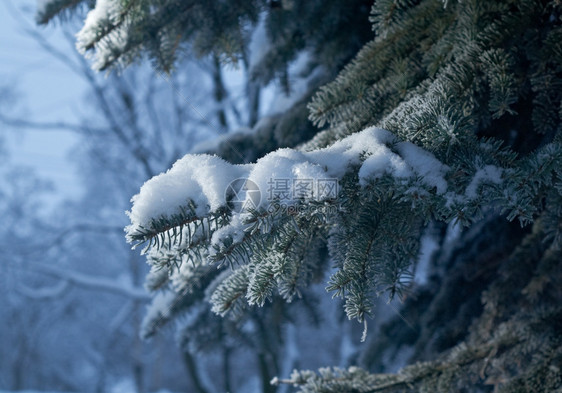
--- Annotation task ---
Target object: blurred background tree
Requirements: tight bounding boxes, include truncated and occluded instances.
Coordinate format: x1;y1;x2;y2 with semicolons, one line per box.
1;1;373;392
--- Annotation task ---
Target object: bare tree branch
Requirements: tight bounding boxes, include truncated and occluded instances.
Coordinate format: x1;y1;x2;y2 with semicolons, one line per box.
0;114;107;134
25;263;150;300
16;279;69;299
5;1;83;77
21;223;124;255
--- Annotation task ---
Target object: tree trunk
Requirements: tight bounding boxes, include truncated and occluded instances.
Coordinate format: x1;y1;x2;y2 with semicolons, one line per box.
182;350;210;393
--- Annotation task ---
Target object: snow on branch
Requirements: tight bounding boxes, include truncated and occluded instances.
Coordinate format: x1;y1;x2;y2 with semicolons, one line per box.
126;127;449;243
75;0;132;70
127;125;560;324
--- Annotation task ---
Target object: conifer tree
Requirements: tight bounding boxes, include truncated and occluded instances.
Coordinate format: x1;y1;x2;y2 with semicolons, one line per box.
41;0;562;392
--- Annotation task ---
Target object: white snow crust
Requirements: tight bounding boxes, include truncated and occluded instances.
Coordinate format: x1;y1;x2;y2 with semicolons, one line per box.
126;127;450;236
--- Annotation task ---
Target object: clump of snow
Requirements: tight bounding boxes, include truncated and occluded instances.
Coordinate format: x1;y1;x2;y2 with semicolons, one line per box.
127;127;450;238
247;148;328;204
359;143;412;182
465;165;503;199
76;0;130;70
309;127;396;178
126;154;246;230
396;142;449;193
311;127;448;190
76;0;116;50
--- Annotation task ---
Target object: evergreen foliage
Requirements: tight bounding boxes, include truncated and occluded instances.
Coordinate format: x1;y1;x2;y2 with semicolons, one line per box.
41;0;562;392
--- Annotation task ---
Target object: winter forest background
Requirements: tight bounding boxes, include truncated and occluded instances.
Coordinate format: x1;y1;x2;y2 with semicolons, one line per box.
1;1;562;393
2;1;364;391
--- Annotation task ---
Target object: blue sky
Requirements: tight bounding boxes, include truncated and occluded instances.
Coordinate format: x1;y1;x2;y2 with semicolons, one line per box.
0;0;86;203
